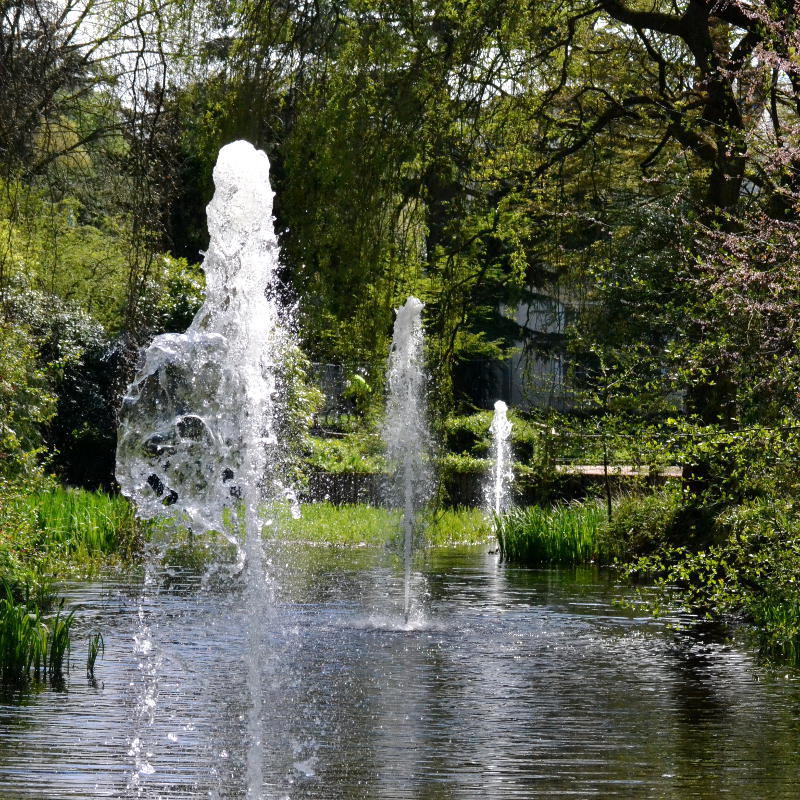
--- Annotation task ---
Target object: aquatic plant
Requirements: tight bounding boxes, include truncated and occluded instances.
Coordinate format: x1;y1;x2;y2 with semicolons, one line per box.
496;502;608;565
87;632;104;680
0;580;74;683
19;487;138;560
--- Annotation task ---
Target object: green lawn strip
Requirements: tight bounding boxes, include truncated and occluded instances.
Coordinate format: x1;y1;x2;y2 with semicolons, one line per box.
275;502;493;547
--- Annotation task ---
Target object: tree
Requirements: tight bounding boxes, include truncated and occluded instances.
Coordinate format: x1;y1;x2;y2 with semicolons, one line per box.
184;0;561;411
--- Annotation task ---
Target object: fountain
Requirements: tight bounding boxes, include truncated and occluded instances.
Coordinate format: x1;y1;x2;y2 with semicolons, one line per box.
382;296;431;622
485;400;513;516
116;140;290;797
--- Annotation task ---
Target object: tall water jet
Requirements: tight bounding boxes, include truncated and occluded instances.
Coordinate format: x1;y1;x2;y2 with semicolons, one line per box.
485;400;514;517
116;140;289;797
383;296;431;622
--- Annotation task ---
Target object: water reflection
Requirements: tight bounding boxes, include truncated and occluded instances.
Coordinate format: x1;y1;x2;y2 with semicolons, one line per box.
0;545;799;798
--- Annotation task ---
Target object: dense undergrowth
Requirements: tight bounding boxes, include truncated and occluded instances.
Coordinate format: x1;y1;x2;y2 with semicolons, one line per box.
612;494;800;665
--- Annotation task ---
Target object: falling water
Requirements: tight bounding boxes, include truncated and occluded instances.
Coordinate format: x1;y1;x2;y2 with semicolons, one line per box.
383;296;431;622
485;400;514;516
116;140;289;798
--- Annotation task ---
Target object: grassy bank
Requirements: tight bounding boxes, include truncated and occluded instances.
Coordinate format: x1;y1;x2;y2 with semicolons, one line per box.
277;502;493;547
1;482;138;685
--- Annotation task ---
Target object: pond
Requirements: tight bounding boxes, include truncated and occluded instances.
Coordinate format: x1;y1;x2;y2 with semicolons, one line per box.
1;544;799;798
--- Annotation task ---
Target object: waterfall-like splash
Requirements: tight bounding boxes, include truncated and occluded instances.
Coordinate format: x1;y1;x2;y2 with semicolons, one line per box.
485;400;514;517
116;140;288;798
383;296;431;622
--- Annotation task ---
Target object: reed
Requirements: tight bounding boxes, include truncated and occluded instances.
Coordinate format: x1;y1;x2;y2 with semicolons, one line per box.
86;632;104;680
0;580;74;683
23;487;137;560
496;502;608;565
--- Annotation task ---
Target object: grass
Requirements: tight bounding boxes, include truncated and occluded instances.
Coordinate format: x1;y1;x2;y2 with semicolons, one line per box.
1;484;138;686
275;502;493;547
496;502;609;565
21;487;138;562
420;507;494;546
0;580;74;684
277;502;400;546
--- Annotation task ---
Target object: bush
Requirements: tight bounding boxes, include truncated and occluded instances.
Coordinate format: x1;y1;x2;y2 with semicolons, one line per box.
4;285;117;487
0;323;56;477
302;432;387;475
442;410;542;463
600;489;684;558
621;498;800;665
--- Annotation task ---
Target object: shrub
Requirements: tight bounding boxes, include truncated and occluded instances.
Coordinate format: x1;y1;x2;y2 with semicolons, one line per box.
599;489;684;558
0;322;56;477
621;498;800;665
302;432;387;475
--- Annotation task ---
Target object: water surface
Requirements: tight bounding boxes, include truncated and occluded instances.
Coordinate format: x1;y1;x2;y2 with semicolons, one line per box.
1;545;798;798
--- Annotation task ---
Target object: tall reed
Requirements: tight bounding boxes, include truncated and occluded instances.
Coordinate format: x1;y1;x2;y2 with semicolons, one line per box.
23;487;137;559
0;581;74;683
87;632;104;680
496;502;608;565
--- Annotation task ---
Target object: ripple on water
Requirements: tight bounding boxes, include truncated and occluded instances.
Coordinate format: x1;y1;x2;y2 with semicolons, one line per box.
0;548;799;799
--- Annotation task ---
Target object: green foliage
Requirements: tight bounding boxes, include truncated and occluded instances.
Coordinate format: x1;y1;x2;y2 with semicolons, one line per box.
152;255;205;333
341;373;373;417
497;502;608;566
0;323;56;476
442;410;548;464
277;341;326;449
302;433;387;475
0;184;130;332
600;490;684;558
440;410;563;504
0;579;74;684
664;417;800;504
621;499;800;666
3;283;117;486
438;452;488;477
